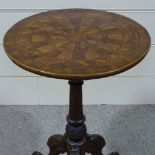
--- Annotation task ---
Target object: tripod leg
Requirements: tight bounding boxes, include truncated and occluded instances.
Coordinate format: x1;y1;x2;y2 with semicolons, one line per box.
85;134;106;155
32;151;43;155
47;134;67;155
108;152;119;155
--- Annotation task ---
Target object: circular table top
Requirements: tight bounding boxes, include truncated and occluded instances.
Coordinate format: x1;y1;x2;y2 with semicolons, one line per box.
4;9;150;80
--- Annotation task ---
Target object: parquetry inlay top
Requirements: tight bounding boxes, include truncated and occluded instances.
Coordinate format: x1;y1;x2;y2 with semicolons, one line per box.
3;9;150;80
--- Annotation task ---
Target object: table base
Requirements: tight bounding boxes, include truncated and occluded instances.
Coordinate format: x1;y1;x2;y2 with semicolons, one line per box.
32;134;119;155
32;80;119;155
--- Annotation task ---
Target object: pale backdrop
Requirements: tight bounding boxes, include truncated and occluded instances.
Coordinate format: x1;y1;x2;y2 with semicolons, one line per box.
0;0;154;105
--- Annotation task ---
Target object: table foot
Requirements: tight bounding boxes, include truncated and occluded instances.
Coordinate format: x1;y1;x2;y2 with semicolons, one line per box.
32;151;43;155
108;152;120;155
86;134;105;155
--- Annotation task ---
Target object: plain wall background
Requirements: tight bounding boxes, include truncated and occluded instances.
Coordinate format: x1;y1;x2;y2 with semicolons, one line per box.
0;0;155;105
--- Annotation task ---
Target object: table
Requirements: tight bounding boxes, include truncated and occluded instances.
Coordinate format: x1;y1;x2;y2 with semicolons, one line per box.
3;9;150;155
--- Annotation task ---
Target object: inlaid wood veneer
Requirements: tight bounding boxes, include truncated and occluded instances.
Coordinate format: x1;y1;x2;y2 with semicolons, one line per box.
4;9;150;80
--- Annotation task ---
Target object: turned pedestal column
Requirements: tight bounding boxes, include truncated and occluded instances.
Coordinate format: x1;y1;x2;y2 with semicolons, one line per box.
44;80;107;155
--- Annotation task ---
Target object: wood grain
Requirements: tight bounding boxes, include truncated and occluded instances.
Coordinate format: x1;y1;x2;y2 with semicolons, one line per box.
3;9;151;80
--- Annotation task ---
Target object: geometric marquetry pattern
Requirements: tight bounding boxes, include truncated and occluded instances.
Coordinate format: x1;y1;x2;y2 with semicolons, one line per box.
4;9;150;80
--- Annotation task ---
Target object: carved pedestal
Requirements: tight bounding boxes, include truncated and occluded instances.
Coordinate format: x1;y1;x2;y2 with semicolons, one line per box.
32;80;119;155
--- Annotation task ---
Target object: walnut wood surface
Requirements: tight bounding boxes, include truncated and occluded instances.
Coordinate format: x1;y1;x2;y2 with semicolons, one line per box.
4;9;150;80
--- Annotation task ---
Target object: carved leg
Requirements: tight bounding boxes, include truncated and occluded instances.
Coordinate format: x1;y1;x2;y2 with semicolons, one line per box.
85;134;106;155
32;151;43;155
108;152;120;155
47;134;67;155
